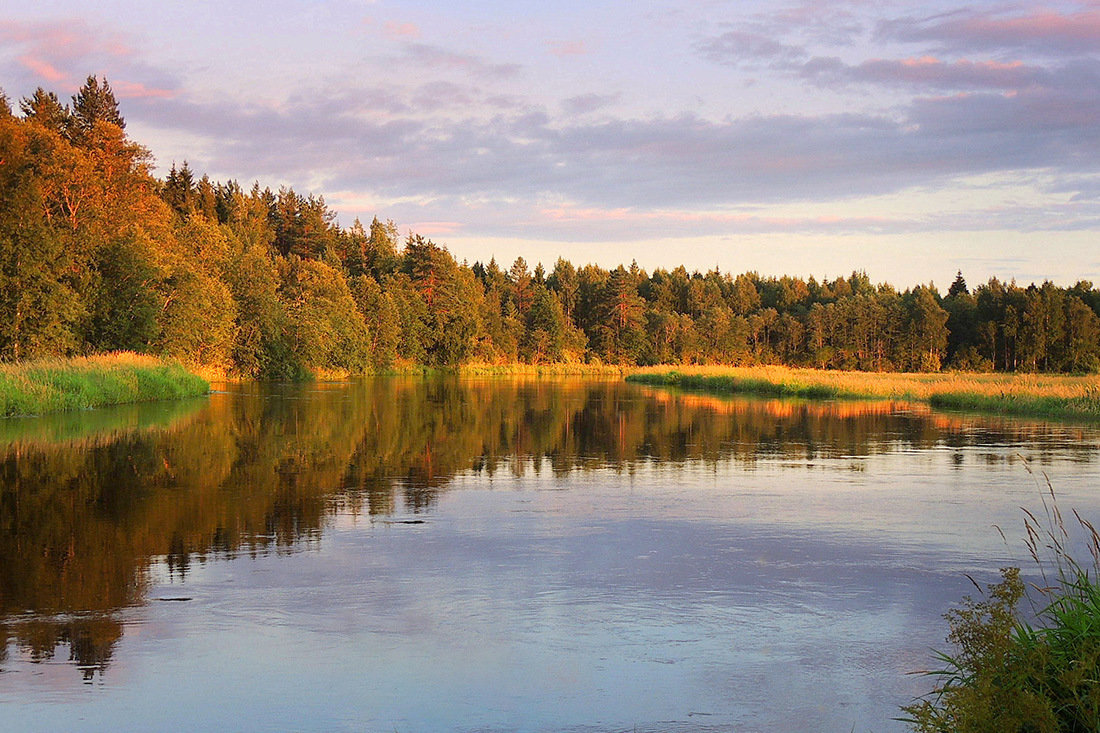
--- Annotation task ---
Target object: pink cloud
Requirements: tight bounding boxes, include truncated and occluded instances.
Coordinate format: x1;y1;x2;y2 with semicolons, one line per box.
17;54;69;84
408;221;463;236
113;80;179;100
882;9;1100;54
853;56;1043;90
548;40;588;58
965;11;1100;45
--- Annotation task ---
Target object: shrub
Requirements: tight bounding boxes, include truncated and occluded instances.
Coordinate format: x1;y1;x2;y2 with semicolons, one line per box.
903;472;1100;731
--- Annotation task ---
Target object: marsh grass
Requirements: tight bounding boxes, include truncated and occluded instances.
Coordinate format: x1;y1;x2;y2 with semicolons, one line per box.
457;361;628;377
902;465;1100;731
0;352;209;417
627;367;1100;420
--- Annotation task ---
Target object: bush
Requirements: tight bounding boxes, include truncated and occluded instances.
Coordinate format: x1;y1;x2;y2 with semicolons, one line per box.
903;474;1100;731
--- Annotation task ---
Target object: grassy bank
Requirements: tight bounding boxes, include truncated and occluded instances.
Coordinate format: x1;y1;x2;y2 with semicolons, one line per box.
626;366;1100;420
0;353;210;417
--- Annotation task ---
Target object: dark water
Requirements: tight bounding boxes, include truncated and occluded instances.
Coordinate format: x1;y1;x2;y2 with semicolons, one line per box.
1;378;1099;732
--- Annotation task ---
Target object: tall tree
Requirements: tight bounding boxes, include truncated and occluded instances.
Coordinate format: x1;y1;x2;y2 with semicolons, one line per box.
19;88;69;134
69;75;125;145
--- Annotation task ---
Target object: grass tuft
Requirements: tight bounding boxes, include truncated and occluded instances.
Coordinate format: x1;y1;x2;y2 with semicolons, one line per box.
0;352;210;417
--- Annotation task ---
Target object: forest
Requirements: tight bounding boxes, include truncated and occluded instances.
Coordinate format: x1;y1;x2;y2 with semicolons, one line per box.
2;76;1099;377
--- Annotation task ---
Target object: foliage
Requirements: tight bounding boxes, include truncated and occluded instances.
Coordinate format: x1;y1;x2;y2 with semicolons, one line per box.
2;77;1099;377
902;474;1100;731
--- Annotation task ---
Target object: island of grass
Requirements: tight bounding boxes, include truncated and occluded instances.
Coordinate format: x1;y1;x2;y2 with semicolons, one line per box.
626;366;1100;421
0;353;210;417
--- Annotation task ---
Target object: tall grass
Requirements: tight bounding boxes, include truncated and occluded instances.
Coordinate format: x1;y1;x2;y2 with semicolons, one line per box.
627;367;1100;420
0;352;210;417
902;467;1100;731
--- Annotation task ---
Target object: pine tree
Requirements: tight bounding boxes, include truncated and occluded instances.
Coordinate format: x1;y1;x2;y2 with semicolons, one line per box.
19;88;69;134
69;75;125;144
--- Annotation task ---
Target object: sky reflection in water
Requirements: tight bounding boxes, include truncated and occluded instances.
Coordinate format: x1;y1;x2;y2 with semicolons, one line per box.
1;378;1099;731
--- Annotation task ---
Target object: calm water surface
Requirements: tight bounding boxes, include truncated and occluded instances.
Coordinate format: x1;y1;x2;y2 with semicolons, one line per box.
2;378;1099;732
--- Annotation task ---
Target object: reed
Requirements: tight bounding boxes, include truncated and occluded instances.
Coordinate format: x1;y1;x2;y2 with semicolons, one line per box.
902;469;1100;731
456;361;628;377
627;366;1100;420
0;352;210;417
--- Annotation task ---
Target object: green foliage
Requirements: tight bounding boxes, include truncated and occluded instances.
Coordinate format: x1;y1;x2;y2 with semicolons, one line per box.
87;235;162;353
903;479;1100;731
350;275;400;370
279;256;370;372
0;112;82;359
158;266;238;368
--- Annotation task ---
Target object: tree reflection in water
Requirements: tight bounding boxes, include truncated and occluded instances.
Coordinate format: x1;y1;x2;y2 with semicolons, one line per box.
0;377;1093;677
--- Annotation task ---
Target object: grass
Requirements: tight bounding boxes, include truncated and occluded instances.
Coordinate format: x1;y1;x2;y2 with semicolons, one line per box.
456;361;629;377
293;361;633;381
0;352;210;417
902;468;1100;731
626;366;1100;420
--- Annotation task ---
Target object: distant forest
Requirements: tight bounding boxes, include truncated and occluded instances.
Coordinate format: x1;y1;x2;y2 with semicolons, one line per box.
2;76;1099;376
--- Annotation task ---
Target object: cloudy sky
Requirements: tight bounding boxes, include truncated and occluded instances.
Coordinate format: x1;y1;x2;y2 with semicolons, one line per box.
3;0;1098;287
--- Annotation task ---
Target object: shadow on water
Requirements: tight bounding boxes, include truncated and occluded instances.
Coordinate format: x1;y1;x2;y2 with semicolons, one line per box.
0;376;1096;679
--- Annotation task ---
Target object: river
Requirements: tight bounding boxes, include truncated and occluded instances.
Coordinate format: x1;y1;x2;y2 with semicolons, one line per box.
1;377;1098;731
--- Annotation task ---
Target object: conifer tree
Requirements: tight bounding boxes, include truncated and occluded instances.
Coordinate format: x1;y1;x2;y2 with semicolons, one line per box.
19;88;69;134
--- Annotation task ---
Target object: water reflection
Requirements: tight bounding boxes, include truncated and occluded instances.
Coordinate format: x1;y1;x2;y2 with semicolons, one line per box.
0;377;1097;683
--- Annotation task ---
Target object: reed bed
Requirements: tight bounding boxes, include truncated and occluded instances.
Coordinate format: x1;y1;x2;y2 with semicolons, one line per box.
627;366;1100;420
457;361;628;377
0;352;210;417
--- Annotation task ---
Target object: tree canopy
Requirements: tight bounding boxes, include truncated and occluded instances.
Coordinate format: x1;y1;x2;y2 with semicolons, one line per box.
2;77;1098;375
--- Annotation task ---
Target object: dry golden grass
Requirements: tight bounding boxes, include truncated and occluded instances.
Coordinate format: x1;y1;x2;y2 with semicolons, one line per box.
627;365;1100;419
630;364;1099;400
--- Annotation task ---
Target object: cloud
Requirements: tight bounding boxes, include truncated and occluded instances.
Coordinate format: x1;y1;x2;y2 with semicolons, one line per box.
560;93;620;115
113;80;179;100
116;54;1096;230
695;30;807;67
0;18;181;100
17;54;69;84
400;43;522;80
878;8;1100;56
801;55;1057;91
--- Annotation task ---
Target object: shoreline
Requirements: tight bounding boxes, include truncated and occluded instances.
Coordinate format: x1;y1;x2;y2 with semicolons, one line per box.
626;367;1100;421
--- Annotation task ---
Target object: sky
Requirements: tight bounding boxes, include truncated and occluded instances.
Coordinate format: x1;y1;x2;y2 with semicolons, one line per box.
2;0;1099;288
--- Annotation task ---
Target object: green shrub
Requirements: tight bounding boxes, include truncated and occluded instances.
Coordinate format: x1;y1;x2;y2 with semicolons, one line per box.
903;475;1100;731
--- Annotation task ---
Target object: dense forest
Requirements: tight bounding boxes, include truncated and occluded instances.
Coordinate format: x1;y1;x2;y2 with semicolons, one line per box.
2;76;1099;376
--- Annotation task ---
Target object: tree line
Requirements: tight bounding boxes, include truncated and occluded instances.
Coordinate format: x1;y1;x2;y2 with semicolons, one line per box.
2;77;1098;375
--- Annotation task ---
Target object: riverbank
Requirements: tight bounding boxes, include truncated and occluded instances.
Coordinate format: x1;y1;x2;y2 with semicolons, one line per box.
626;366;1100;420
283;361;632;381
0;353;210;417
